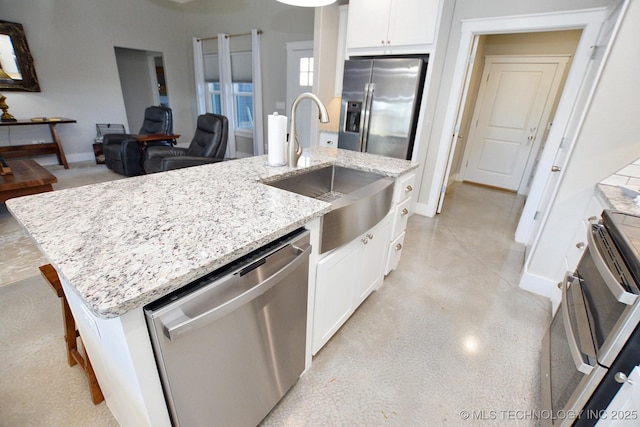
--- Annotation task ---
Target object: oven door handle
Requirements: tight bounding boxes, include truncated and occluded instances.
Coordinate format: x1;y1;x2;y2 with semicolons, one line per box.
587;221;637;305
561;274;595;375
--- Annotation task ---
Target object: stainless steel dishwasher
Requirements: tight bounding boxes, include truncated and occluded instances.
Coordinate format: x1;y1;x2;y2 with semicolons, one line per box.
145;228;311;427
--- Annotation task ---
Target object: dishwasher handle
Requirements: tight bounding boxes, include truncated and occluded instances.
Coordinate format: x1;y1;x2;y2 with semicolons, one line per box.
164;242;311;341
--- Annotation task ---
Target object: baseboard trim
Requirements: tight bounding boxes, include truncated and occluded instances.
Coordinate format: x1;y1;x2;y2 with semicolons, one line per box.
414;202;435;218
519;269;560;312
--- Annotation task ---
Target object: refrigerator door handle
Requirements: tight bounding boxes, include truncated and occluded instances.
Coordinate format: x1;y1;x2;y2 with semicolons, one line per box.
361;83;375;152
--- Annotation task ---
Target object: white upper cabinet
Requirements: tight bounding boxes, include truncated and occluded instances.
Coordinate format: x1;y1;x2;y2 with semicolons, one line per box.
346;0;440;55
346;0;392;51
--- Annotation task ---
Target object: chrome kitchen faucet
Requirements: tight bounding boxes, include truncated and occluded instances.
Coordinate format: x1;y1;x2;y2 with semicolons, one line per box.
288;92;329;167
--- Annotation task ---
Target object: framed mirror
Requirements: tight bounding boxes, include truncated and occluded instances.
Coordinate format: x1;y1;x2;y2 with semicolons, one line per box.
0;20;40;92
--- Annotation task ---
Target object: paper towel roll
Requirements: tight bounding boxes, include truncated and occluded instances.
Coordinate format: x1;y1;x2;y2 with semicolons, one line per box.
267;113;288;166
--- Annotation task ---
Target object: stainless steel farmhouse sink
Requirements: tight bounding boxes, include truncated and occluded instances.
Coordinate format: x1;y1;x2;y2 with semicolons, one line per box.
265;165;394;253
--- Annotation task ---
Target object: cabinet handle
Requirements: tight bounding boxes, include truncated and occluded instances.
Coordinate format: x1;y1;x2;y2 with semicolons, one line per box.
405;185;413;193
576;242;585;249
362;237;369;245
615;372;634;385
367;233;373;240
381;40;385;45
401;208;409;216
395;243;402;251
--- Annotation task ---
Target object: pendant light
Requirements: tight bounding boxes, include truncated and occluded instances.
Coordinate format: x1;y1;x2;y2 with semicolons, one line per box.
276;0;336;6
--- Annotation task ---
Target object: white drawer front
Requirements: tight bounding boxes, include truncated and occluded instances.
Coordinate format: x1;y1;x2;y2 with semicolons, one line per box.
394;173;416;204
385;231;406;275
391;197;412;239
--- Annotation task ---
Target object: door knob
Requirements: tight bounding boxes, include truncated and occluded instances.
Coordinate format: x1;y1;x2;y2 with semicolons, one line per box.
551;166;561;172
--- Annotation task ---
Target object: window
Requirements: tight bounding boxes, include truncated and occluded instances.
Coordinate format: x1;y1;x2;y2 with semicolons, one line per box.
204;52;254;131
207;82;222;115
299;57;313;87
234;83;253;130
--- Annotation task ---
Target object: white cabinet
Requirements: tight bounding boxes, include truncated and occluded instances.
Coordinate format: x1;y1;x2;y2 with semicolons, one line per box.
312;218;391;354
312;237;360;353
354;219;391;306
311;171;415;354
385;172;416;275
596;366;640;427
346;0;440;55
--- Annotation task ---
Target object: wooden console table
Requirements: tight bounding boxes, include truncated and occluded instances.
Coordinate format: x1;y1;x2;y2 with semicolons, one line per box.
0;118;76;169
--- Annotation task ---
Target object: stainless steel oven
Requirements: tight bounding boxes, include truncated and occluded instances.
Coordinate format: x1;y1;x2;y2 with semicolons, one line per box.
542;210;640;426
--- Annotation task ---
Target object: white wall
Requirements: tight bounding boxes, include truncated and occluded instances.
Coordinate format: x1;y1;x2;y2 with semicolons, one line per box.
0;0;313;163
114;47;158;133
528;0;640;283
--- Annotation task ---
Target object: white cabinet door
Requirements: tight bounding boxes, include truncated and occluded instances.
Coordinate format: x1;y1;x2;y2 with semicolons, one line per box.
312;239;360;353
354;219;391;307
345;0;391;51
388;0;439;47
346;0;439;54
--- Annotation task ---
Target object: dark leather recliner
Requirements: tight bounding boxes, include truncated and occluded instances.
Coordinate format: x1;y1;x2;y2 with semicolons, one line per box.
144;113;228;173
103;106;173;177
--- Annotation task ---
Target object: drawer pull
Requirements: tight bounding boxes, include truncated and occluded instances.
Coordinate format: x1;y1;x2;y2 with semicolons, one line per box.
395;243;402;251
405;185;413;193
401;208;409;216
362;237;369;245
576;242;585;249
367;233;373;240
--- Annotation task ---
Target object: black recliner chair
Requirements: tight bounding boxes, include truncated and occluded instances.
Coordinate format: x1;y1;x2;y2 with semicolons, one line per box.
103;106;173;177
144;113;228;174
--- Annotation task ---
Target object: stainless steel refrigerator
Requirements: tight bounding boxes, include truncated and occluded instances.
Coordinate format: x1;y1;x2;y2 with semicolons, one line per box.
338;57;427;160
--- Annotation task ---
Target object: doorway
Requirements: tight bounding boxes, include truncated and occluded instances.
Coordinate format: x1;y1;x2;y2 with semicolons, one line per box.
460;54;570;194
439;28;585;213
114;47;169;132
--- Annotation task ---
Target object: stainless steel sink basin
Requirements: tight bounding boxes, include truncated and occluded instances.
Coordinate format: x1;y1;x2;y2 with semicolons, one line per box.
266;165;394;253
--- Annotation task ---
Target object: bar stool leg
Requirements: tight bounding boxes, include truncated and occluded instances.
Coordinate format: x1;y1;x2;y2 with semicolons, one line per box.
39;264;104;404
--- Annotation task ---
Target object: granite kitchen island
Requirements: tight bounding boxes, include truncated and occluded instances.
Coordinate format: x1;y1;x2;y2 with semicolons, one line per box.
7;147;418;426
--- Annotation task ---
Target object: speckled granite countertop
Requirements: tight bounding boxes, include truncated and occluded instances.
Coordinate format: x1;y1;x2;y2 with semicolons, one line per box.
7;147;418;318
596;183;640;216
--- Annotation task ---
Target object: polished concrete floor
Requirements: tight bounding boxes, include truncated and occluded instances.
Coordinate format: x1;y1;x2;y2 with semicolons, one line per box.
0;162;550;426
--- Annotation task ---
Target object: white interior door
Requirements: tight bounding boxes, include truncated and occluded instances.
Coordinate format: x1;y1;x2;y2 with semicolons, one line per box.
286;41;313;148
462;56;565;191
